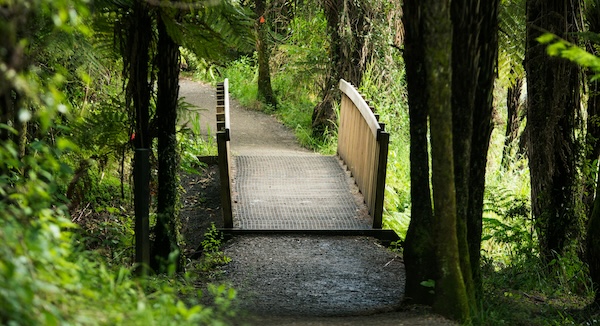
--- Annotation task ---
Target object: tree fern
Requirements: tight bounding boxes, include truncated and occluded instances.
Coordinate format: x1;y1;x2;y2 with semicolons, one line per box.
498;0;526;85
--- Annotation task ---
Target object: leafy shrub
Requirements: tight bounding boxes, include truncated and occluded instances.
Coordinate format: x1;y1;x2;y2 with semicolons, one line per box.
199;224;232;272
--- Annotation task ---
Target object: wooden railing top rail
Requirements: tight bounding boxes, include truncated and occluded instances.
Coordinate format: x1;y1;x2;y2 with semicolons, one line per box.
339;79;381;138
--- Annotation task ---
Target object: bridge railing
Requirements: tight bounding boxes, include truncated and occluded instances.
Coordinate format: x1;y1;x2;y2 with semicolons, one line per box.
337;79;390;229
216;79;233;228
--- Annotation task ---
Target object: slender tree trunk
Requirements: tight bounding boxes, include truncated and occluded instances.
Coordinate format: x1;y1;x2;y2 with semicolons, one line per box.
501;76;523;169
424;0;470;322
402;0;436;306
312;0;373;135
255;0;277;109
152;14;182;273
526;0;581;261
450;0;478;309
469;0;499;301
127;1;152;149
126;0;153;275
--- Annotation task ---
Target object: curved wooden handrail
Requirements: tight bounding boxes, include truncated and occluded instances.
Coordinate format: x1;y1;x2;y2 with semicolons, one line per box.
339;79;380;138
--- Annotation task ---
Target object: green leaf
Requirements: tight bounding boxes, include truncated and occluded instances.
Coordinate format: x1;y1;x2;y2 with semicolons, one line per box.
420;279;435;288
537;33;556;44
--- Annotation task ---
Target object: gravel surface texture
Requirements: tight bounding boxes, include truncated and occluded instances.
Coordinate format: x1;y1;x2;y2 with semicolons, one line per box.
223;235;405;316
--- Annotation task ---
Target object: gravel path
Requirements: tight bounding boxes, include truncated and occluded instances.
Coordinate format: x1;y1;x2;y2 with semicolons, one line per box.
179;79;453;325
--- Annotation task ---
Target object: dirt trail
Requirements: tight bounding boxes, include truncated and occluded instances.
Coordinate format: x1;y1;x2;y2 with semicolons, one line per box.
179;78;312;156
178;79;453;325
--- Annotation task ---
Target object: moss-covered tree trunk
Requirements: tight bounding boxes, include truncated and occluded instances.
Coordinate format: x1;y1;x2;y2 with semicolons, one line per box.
424;0;470;322
526;0;581;262
449;0;498;308
402;0;436;306
152;14;182;273
449;0;478;309
255;0;277;109
312;0;373;135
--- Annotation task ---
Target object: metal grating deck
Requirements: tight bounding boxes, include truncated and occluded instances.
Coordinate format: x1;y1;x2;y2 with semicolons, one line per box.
233;155;372;230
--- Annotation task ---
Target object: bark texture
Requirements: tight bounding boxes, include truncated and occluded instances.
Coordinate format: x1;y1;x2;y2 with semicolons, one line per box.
153;15;182;273
526;0;581;261
450;0;499;306
402;0;436;306
424;0;470;321
126;1;152;149
312;0;373;135
501;77;524;169
468;0;499;301
449;0;478;307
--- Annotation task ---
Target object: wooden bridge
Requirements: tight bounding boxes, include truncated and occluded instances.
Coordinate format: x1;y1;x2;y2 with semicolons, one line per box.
215;79;398;243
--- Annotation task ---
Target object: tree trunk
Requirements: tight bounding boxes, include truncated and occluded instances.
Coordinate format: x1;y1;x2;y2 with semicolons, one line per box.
402;0;436;306
469;0;499;301
127;1;152;149
450;0;479;309
312;0;373;135
255;0;277;109
424;0;470;322
501;76;523;169
152;14;182;273
526;0;581;261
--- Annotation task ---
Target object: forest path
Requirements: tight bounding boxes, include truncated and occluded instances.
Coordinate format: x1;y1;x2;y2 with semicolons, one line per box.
178;79;453;325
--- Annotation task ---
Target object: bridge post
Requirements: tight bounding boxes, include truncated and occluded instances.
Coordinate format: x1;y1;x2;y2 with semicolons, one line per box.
373;125;390;229
216;80;234;228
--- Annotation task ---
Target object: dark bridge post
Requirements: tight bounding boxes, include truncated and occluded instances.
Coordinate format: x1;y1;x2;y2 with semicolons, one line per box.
216;80;233;228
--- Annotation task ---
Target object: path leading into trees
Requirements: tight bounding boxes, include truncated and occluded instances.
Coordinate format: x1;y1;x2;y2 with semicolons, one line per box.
180;78;371;231
178;79;453;325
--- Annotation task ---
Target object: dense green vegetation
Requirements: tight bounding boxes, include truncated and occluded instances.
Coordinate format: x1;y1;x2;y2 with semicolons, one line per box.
1;0;237;324
3;0;600;324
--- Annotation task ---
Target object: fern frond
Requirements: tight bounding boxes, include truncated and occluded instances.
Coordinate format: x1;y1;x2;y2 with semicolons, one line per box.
498;0;526;85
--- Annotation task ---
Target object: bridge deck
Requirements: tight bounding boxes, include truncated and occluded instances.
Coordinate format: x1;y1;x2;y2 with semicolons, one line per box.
233;155;372;230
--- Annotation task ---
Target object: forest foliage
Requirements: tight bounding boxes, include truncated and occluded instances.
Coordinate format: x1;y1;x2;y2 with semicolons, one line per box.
0;0;238;324
2;0;600;324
